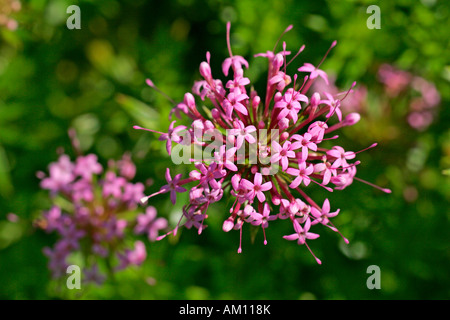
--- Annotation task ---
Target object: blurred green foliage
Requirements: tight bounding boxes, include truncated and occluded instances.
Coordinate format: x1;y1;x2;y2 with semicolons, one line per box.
0;0;448;299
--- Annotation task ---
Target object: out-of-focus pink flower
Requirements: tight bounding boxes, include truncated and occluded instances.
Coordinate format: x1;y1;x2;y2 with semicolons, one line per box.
0;0;21;31
36;148;166;283
135;206;168;241
40;154;75;193
377;63;412;97
116;241;147;271
377;64;440;131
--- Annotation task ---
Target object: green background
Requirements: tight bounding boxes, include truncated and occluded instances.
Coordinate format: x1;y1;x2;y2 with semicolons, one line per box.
0;0;449;299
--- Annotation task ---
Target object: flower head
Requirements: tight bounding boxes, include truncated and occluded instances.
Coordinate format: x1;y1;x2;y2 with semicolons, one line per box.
137;23;390;263
36;144;167;283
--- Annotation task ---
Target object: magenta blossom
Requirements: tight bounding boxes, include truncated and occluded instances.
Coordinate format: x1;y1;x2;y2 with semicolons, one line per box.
137;22;390;263
270;140;297;171
283;218;321;264
36;146;167;284
135;206;169;241
141;168;188;205
298;63;329;85
311;198;340;227
240;173;273;203
249;202;277;245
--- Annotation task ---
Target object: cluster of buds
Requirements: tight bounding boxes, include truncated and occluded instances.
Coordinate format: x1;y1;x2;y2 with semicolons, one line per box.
136;23;390;264
35;134;167;284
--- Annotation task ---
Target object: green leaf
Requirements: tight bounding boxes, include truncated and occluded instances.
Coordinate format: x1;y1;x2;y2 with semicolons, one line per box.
115;93;160;130
0;144;13;198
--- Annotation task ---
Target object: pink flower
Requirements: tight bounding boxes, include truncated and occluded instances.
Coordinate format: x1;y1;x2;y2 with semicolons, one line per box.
137;22;391;262
331;166;357;190
159;168;187;204
159;121;187;155
135;206;168;241
74;154;103;181
117;153;137;180
274;88;309;123
308;121;328;143
298;63;329;85
226;70;251;90
283;218;322;264
250;202;277;245
40;154;75;193
327;146;355;168
321;92;343;122
270;140;297;170
240;173;273;203
102;171;126;198
183;208;208;234
310;199;340;226
122;182;145;208
250;202;277;229
222;55;249;77
36;145;164;282
228;120;257;149
214;145;238;172
314;158;338;185
117;241;147;270
287;162;314;188
190;161;225;190
283;217;320;244
269;71;292;92
225;88;250;118
291;132;317;162
377;63;411;97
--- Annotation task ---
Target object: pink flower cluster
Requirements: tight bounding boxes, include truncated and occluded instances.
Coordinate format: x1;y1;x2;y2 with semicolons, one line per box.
0;0;21;31
138;23;390;264
36;151;167;284
377;63;440;131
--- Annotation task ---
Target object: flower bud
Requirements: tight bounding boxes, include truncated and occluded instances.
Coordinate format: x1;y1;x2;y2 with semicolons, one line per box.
343;112;361;126
184;92;196;108
280;131;290;141
274;91;283;102
204;120;215;131
273;53;284;70
310;92;321;107
211;108;220;120
271;195;281;205
222;217;235;232
278;118;289;130
199;62;212;80
252;95;261;108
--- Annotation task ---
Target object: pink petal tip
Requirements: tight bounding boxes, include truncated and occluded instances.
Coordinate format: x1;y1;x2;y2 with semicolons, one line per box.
146;79;154;87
